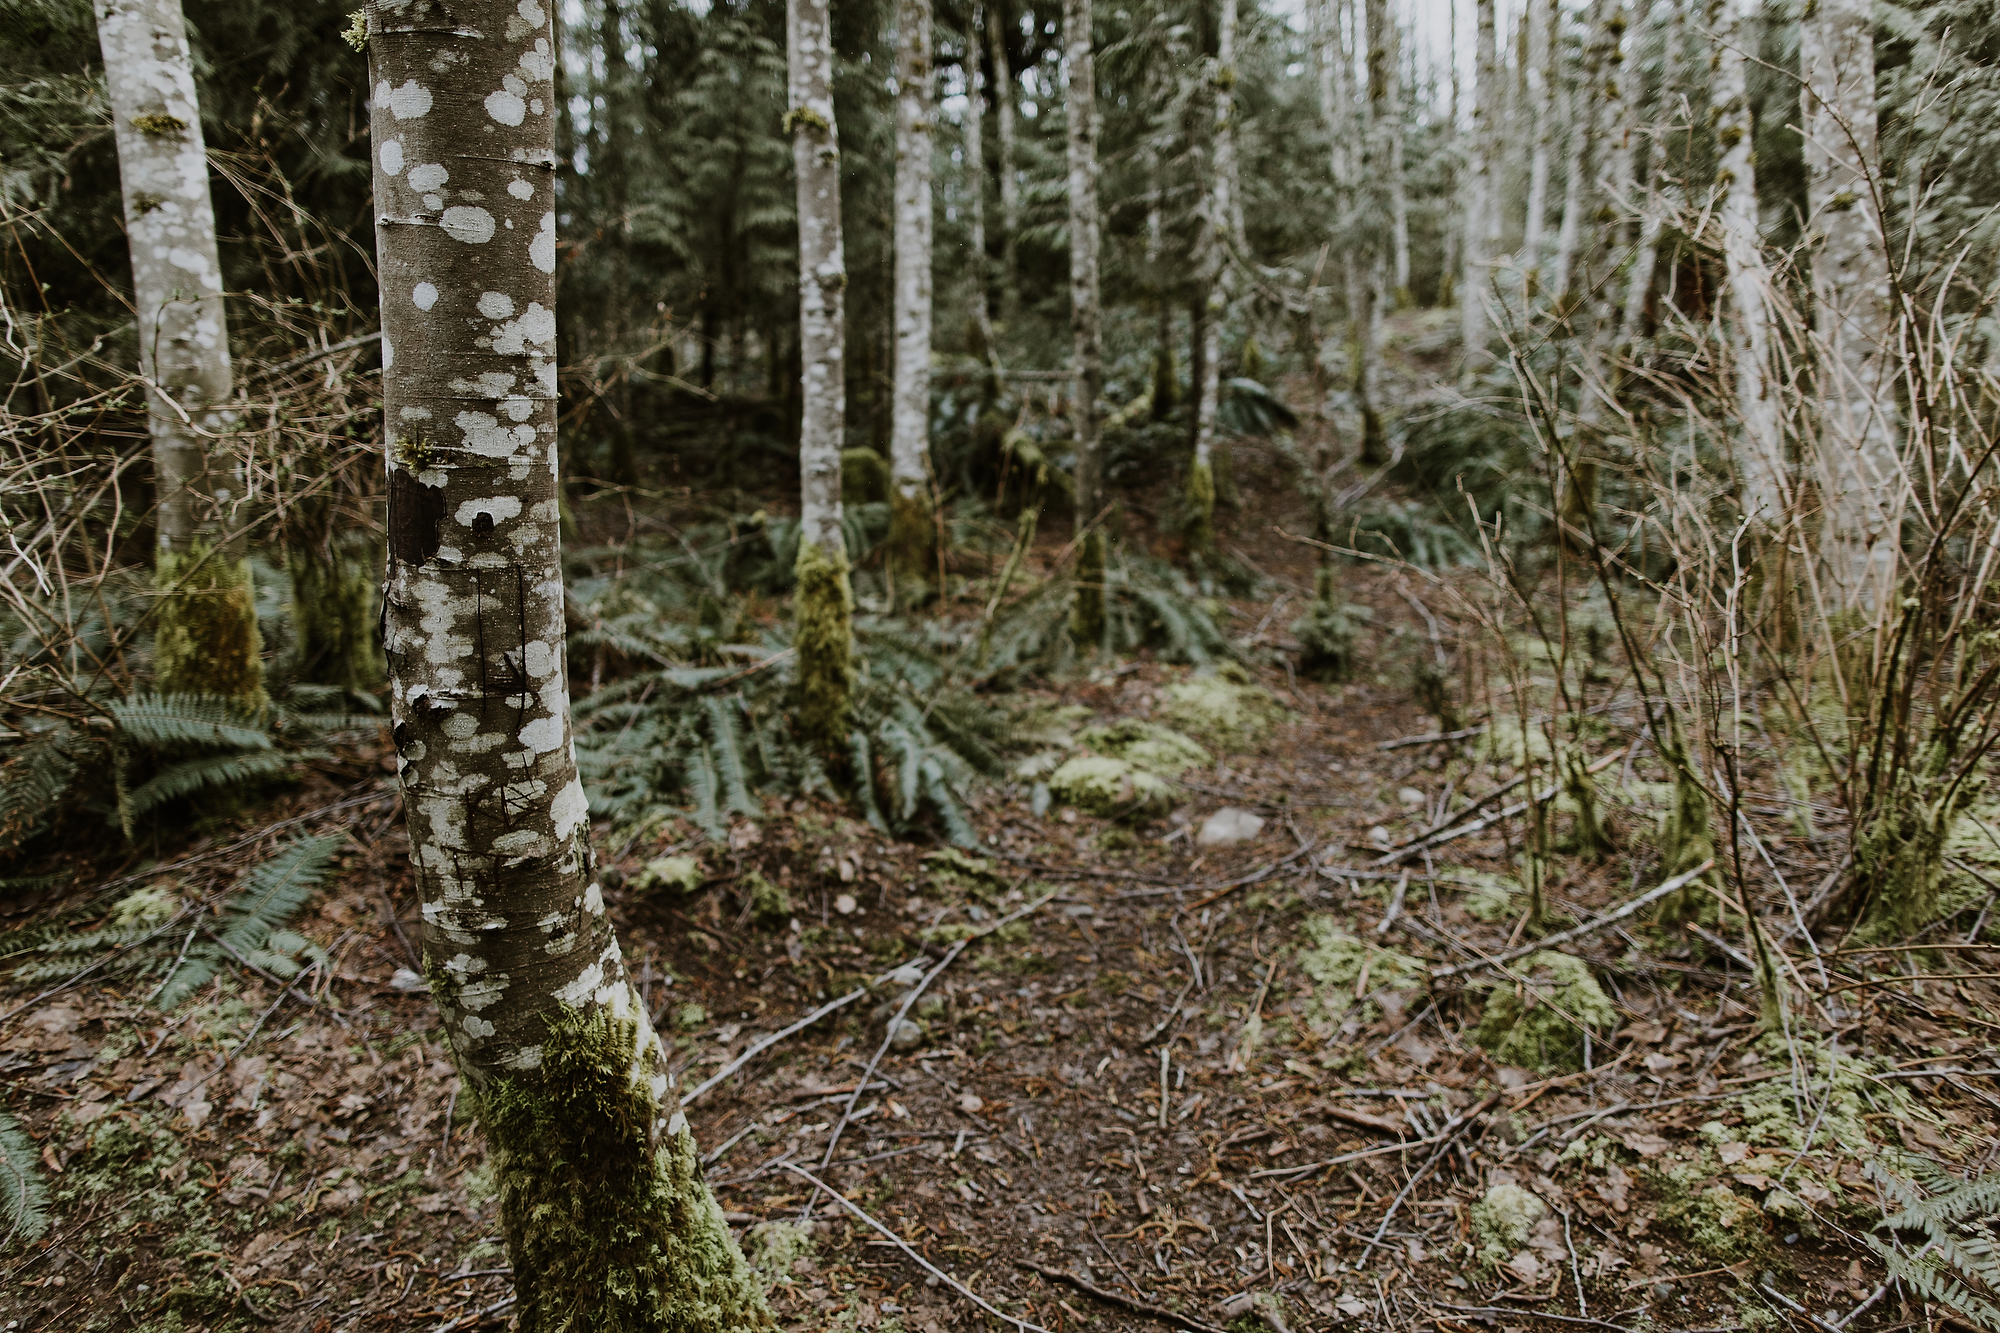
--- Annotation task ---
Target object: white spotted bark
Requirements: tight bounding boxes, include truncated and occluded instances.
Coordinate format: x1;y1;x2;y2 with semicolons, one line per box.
1384;12;1410;303
1192;0;1239;489
1521;0;1557;298
965;6;995;355
890;0;934;507
987;9;1020;321
1064;0;1103;529
1713;0;1783;521
1802;0;1899;612
790;0;846;556
1619;0;1677;345
366;0;656;1091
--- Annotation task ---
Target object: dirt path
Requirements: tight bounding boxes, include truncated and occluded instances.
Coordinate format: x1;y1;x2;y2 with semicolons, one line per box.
1;557;1983;1333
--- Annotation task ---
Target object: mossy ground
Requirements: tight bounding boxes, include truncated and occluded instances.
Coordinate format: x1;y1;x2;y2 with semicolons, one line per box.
153;545;267;710
1469;952;1616;1072
287;536;383;693
479;1006;773;1333
1161;664;1286;750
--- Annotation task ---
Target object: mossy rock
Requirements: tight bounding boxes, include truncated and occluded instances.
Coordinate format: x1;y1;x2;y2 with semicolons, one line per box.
1296;917;1424;1036
1471;1182;1546;1268
1049;756;1175;819
1662;1182;1769;1263
742;870;791;921
632;856;703;895
1470;952;1616;1072
1077;718;1210;777
1161;663;1287;750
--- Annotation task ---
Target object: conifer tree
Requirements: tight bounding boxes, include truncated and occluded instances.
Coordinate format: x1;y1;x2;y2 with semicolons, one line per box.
97;0;265;710
889;0;936;590
361;0;769;1321
789;0;855;752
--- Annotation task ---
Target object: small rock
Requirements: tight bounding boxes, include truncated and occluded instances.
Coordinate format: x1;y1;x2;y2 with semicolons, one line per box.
1197;807;1265;846
957;1092;985;1114
1397;786;1426;807
1063;903;1096;917
388;968;429;994
1368;825;1393;845
834;893;858;915
888;1019;924;1051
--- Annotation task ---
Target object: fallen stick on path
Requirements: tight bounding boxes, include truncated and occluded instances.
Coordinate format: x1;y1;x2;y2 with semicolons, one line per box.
1376;725;1487;751
681;953;921;1106
784;1163;1052;1333
1429;859;1716;981
1373;742;1632;868
1015;1260;1228;1333
1356;1091;1502;1262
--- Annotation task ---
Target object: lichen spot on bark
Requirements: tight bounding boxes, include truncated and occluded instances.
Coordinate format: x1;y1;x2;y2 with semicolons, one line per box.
480;1006;774;1332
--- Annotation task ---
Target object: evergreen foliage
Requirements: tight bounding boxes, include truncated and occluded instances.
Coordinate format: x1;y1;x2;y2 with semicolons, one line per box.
0;1108;50;1249
1867;1158;2000;1332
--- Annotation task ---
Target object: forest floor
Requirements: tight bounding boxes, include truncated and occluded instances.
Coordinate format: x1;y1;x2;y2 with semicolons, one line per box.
5;327;1998;1333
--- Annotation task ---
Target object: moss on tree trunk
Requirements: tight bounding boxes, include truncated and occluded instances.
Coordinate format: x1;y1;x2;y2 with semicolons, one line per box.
482;1007;774;1332
1184;458;1216;555
1071;527;1106;652
153;544;266;710
886;486;934;596
288;535;383;693
794;538;855;754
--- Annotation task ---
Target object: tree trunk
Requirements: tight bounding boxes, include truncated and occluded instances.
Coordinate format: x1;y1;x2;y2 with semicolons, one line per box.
987;4;1021;323
1618;0;1676;347
1803;0;1898;614
1188;0;1238;551
1550;70;1588;306
1147;112;1176;419
1715;0;1783;522
965;6;996;362
98;0;264;711
889;0;935;590
1354;0;1390;456
363;0;770;1322
789;0;855;752
1460;0;1497;375
1386;12;1410;305
600;0;637;485
1065;0;1105;646
1521;0;1557;299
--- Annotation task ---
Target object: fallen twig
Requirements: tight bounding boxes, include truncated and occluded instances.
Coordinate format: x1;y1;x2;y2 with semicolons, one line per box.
1430;860;1716;981
1015;1260;1227;1333
681;957;919;1106
1376;725;1486;751
1375;744;1631;868
784;1163;1051;1333
1356;1091;1501;1261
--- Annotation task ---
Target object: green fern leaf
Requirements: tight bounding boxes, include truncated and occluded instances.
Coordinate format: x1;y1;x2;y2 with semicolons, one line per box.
124;750;326;820
0;727;78;857
110;694;272;751
0;1109;50;1248
683;743;725;839
702;697;758;816
154;834;343;1009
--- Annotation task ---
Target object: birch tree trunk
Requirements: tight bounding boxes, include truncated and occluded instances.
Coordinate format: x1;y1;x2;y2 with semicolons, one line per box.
987;7;1021;323
1521;0;1557;300
1713;0;1783;522
1460;0;1497;375
889;0;935;590
1386;11;1410;305
1619;0;1677;347
1550;71;1589;306
965;6;996;361
1802;0;1899;614
363;0;769;1321
598;0;637;487
790;0;855;752
97;0;264;711
1188;0;1238;551
1064;0;1106;645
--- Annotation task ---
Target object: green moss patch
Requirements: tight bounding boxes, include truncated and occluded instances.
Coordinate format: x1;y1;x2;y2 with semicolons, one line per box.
793;539;855;756
632;856;703;895
1469;952;1616;1072
1161;664;1286;750
1049;756;1175;819
1471;1182;1546;1268
1077;718;1210;777
1296;918;1424;1036
154;544;267;710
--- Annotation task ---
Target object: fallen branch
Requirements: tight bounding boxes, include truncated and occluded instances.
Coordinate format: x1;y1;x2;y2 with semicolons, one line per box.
784;1163;1051;1333
681;955;920;1106
1374;743;1632;868
1357;1091;1502;1261
1429;860;1715;981
1113;840;1321;906
1015;1261;1227;1333
1376;725;1486;751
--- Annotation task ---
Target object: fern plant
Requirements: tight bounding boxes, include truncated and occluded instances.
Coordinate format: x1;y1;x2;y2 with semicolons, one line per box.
1867;1158;2000;1330
0;1109;49;1250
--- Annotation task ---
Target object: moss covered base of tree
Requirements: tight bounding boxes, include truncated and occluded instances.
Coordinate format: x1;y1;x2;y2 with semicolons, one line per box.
288;537;383;693
153;544;267;710
1184;459;1216;554
1071;528;1106;651
793;539;854;755
480;1007;774;1333
886;487;934;592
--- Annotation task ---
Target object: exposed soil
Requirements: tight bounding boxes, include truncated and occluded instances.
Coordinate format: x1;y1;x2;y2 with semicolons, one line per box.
5;419;1998;1333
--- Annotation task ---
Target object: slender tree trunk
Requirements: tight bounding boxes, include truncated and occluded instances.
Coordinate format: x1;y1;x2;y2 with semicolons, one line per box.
987;5;1020;323
1714;0;1782;521
98;0;264;711
363;0;769;1322
1618;0;1678;353
1386;11;1410;304
1065;0;1105;645
1147;118;1176;419
1352;0;1390;456
1521;0;1557;299
789;0;854;752
889;0;935;590
1460;0;1497;375
1188;0;1238;551
600;0;636;485
1550;69;1589;306
965;6;996;362
1803;0;1898;614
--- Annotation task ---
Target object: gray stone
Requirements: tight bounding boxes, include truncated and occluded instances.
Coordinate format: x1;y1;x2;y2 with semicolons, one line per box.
1197;806;1266;847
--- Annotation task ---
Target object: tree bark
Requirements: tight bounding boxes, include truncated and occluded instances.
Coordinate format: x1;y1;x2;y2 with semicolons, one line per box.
1713;0;1782;522
1802;0;1898;613
1385;10;1410;304
1353;0;1390;455
789;0;855;751
889;0;935;588
97;0;265;711
1521;0;1558;299
363;0;769;1322
1064;0;1105;645
599;0;636;485
1619;0;1677;347
987;4;1021;323
1188;0;1239;550
965;5;996;361
1460;0;1497;375
1550;66;1589;306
